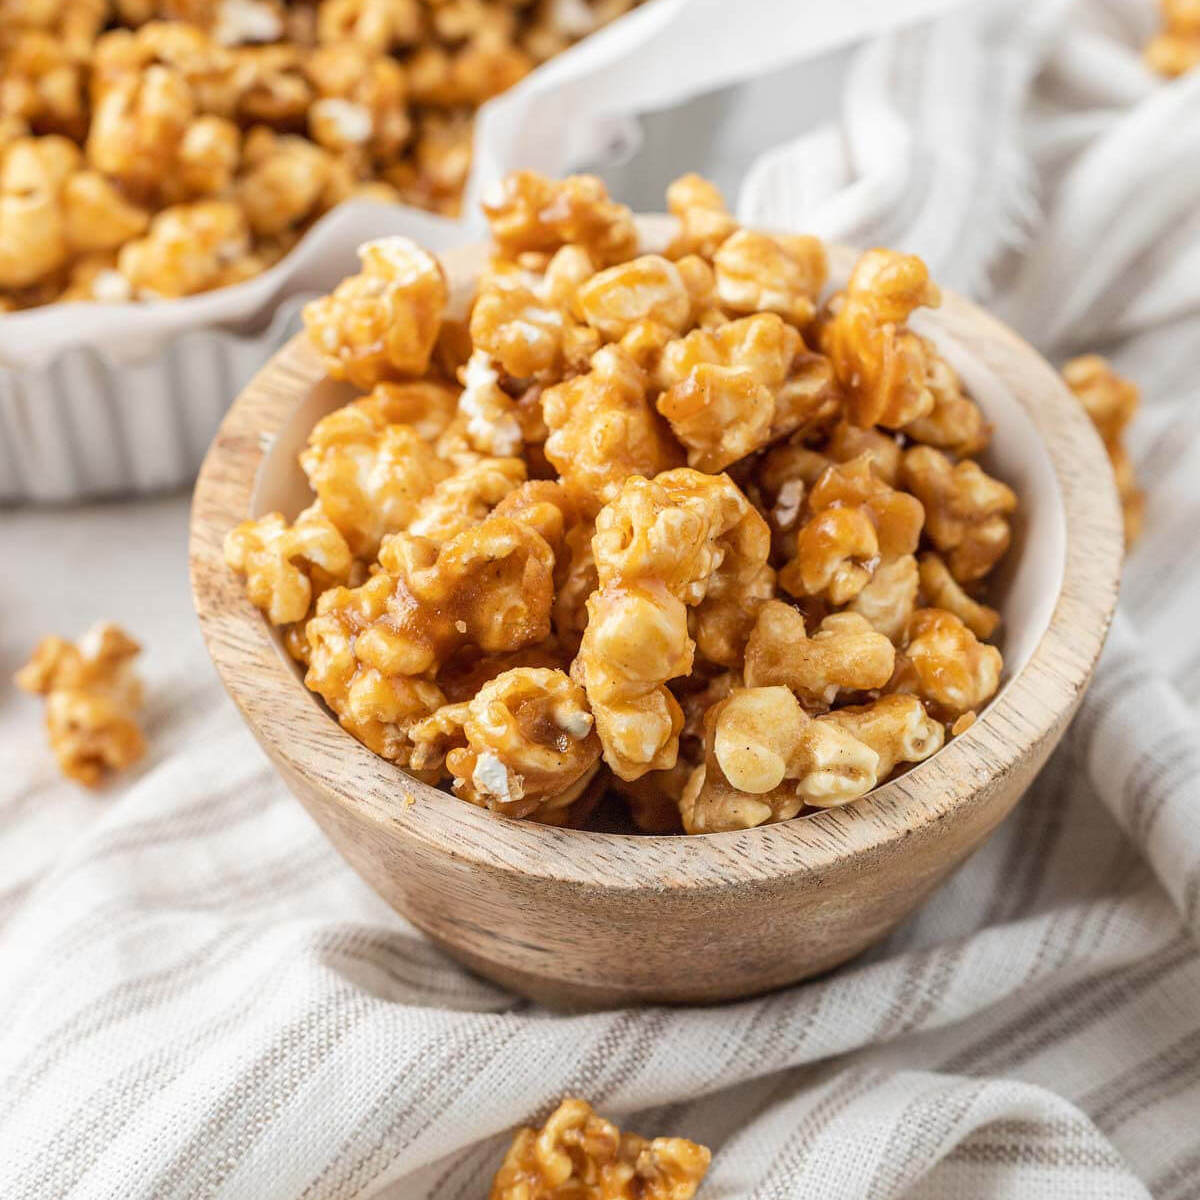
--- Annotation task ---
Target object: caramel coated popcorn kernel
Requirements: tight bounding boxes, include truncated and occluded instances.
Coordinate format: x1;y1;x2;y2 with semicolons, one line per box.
227;169;1019;832
490;1098;710;1200
1062;354;1144;545
15;623;147;787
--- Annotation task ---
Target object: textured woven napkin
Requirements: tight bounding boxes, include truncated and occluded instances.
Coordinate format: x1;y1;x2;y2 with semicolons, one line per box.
3;1;1200;1196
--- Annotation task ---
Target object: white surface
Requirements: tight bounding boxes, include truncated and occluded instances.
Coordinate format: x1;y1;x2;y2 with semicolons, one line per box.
4;1;1200;1197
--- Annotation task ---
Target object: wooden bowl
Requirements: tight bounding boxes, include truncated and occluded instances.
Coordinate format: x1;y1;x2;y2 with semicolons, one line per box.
190;234;1123;1008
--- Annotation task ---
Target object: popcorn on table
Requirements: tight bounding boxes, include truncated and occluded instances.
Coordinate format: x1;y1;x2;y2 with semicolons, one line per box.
489;1097;710;1200
14;623;146;787
226;168;1024;835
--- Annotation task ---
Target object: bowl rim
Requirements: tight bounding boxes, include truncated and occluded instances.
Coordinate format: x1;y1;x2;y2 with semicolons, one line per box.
189;237;1124;894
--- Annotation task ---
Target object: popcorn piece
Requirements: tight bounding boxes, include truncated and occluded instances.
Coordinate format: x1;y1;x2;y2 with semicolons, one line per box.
470;254;594;382
744;601;895;709
303;236;448;388
177;115;241;198
86;65;194;197
820;248;941;428
356;379;461;443
316;0;422;52
577;469;770;779
1062;354;1143;545
224;506;353;625
117;200;252;298
902;346;990;457
0;136;78;288
239;127;331;235
1145;0;1200;75
299;397;452;558
899;607;1003;720
848;552;920;643
901;445;1016;582
825;421;902;485
713;228;827;327
481;170;638;267
414;667;601;821
457;350;525;457
665;172;737;260
62;170;152;253
655;314;838;472
306;43;410;160
681;686;879;832
0;32;90;140
821;694;944;779
917;551;999;640
15;623;147;788
657;361;773;474
574;254;693;360
489;1097;710;1200
406;455;526;543
542;345;684;516
780;454;925;604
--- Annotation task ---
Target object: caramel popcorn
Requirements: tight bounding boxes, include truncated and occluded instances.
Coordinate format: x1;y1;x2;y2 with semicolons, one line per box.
779;453;925;604
902;348;990;457
682;686;880;832
1061;355;1144;545
117;199;253;298
578;468;770;779
820;248;942;429
303;236;447;388
228;169;1019;832
713;229;828;327
542;345;684;517
665;171;737;260
901;446;1016;582
822;694;944;779
0;1;640;310
409;667;600;821
917;551;998;640
896;607;1002;720
224;506;353;624
1145;0;1200;75
655;314;839;472
481;169;638;266
744;601;895;708
490;1098;710;1200
15;623;147;788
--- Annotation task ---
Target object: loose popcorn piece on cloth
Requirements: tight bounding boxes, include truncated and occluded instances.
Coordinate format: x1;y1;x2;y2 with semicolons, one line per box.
0;1;643;311
1062;354;1144;545
14;623;146;787
489;1097;710;1200
228;168;1020;832
1145;0;1200;75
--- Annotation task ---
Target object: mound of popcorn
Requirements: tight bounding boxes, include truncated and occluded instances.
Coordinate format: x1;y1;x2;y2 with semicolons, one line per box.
226;169;1022;834
489;1097;710;1200
0;0;638;311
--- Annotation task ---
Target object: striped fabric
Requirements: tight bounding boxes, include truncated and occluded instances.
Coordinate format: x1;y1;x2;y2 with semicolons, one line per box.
2;0;1200;1196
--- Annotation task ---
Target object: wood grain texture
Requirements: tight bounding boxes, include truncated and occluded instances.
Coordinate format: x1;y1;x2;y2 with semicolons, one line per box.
189;232;1124;1008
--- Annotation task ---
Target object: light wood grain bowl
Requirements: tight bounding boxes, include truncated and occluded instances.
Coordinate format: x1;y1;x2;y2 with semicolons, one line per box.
190;227;1124;1008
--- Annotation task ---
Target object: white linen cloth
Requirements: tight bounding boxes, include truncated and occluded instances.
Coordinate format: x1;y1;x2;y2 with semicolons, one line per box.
3;0;1200;1195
